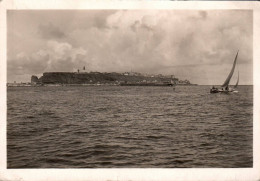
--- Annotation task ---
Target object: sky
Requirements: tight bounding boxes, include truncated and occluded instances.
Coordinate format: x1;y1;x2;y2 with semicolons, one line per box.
7;10;253;85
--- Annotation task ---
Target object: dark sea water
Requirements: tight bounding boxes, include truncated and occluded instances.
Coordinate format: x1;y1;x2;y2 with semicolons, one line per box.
7;85;253;168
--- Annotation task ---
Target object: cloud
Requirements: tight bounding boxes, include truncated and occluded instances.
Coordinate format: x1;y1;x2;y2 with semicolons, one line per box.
44;40;87;72
8;51;48;74
199;11;207;19
7;10;253;84
38;22;66;39
8;40;87;78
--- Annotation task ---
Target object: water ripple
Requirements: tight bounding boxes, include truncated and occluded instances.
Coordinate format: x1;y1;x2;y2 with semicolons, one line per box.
7;85;253;168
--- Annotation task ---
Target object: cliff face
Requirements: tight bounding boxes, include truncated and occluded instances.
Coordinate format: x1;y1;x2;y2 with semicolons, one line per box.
36;72;180;85
40;72;118;84
31;75;39;84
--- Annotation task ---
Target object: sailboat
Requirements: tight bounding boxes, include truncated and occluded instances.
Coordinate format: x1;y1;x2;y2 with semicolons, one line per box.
210;51;239;93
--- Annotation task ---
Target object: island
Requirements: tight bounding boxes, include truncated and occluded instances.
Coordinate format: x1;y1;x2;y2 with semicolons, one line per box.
7;71;196;87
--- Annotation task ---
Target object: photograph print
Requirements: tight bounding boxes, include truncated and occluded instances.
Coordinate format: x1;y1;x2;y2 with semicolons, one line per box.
7;9;253;168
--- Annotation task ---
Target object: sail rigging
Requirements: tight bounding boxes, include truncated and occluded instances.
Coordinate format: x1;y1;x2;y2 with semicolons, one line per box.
234;71;239;88
221;50;239;87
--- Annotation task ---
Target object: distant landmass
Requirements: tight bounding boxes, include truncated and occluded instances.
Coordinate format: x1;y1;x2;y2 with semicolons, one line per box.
8;71;196;86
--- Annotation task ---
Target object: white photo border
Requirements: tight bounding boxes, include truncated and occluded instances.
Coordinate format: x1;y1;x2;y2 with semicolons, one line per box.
0;1;259;181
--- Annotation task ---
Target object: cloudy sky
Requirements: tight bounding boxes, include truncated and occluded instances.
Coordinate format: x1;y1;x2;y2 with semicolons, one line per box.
7;10;252;85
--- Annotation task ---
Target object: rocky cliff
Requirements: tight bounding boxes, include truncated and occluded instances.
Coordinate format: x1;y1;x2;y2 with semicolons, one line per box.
31;75;39;84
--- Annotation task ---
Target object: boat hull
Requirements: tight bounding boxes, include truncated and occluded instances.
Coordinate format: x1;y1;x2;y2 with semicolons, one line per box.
210;88;238;94
210;89;220;93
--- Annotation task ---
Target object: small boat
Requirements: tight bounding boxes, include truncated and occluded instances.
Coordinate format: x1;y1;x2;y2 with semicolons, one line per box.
210;51;239;94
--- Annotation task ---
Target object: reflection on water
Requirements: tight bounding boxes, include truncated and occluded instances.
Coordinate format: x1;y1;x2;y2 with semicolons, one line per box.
7;85;253;168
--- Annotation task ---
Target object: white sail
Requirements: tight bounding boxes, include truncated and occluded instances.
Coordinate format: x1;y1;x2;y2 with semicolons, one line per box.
234;71;239;88
221;50;239;87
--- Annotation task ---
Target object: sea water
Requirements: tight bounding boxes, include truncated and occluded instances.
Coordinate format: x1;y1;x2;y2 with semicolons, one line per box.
7;85;253;168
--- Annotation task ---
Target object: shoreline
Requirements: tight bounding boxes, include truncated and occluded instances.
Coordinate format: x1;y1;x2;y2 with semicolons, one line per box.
7;83;198;87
